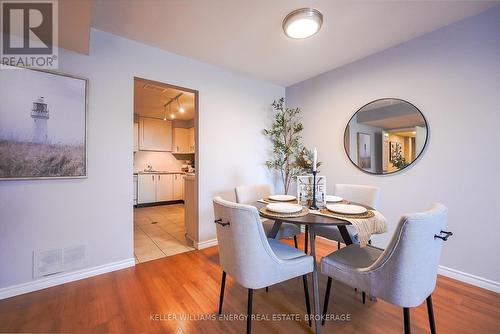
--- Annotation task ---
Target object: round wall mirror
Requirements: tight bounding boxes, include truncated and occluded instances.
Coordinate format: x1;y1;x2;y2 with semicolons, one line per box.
344;98;428;175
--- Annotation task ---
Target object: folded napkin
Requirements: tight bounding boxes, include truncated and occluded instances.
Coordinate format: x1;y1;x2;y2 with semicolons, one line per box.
312;210;387;247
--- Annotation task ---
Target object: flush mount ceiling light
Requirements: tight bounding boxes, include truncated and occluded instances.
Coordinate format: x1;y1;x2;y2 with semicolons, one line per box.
282;8;323;39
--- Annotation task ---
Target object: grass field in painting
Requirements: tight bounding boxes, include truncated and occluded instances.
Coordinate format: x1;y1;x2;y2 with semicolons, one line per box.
0;139;85;178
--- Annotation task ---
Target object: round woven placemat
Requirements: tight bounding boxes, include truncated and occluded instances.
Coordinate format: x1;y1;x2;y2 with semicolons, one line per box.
320;208;375;219
260;206;309;218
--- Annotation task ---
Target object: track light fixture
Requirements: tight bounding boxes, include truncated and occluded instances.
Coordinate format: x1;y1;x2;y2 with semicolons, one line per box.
163;93;184;120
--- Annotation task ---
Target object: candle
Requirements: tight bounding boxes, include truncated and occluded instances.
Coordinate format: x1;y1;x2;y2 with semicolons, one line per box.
313;147;317;172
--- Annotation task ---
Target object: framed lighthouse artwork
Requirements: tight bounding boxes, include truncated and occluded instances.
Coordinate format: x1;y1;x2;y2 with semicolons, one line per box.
0;64;88;179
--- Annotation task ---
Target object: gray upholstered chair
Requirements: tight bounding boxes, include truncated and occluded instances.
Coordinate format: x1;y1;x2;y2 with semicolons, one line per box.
213;197;314;333
315;184;381;247
321;203;451;334
235;184;301;246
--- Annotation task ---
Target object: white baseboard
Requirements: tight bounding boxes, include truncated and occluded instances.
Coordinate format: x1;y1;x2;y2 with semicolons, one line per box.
0;258;135;300
438;265;500;293
195;238;218;249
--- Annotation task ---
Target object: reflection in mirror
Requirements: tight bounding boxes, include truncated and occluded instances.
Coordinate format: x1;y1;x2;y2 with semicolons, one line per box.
344;98;428;174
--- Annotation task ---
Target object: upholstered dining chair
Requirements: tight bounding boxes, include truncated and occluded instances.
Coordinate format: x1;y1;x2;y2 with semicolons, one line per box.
213;197;314;333
315;184;381;248
235;184;301;246
320;203;450;334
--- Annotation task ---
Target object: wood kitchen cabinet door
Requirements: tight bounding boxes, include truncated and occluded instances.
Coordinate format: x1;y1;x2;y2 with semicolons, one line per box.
173;128;190;153
188;127;195;153
133;122;139;152
139;117;172;151
137;174;156;204
173;174;183;200
156;174;174;201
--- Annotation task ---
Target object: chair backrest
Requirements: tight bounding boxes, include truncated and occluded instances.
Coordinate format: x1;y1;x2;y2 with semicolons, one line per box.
334;184;381;210
235;184;271;204
212;196;283;289
368;203;449;307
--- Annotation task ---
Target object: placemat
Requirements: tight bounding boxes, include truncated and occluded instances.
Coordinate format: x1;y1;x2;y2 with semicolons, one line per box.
319;208;375;219
259;206;309;218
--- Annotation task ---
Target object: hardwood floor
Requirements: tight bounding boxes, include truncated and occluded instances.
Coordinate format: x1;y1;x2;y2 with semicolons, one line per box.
1;234;499;333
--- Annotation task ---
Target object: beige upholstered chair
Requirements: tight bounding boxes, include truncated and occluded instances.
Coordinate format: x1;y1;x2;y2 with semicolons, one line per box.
235;184;301;246
321;203;450;334
213;197;314;333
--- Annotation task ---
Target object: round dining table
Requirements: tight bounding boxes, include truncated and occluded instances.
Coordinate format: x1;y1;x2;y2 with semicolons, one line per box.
256;201;372;334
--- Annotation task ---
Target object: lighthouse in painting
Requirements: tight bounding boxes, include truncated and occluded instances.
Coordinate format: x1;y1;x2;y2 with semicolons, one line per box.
31;97;49;143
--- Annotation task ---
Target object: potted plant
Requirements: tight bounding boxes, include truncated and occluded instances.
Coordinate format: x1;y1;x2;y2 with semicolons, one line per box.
263;98;303;195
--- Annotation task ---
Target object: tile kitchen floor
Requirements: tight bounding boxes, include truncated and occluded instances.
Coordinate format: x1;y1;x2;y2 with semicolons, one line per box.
133;204;195;263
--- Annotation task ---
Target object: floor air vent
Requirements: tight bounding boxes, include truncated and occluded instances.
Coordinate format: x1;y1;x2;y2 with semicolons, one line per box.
33;245;86;278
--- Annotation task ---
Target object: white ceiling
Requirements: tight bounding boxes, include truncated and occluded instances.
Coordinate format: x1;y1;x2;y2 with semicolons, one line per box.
92;0;498;86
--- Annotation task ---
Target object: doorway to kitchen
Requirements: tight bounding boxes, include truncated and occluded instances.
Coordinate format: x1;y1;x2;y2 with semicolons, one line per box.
132;77;198;264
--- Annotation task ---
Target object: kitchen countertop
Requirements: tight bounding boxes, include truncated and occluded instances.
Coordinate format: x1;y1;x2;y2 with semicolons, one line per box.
184;173;196;180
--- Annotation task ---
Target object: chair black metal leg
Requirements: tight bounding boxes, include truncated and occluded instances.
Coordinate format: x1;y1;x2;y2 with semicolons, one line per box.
403;307;411;334
218;271;226;316
362;291;366;304
294;235;298;248
304;225;309;254
302;275;312;327
337;241;340;249
322;277;332;326
426;295;436;334
247;289;253;334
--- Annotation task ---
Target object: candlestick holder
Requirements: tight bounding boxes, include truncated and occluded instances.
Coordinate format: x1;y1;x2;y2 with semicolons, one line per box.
309;170;319;210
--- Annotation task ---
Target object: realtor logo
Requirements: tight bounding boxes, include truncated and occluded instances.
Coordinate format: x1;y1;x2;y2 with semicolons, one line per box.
1;0;58;69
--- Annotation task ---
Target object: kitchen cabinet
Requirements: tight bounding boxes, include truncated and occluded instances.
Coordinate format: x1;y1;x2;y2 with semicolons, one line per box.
188;127;195;153
137;174;156;204
137;173;185;204
173;173;184;200
139;117;172;151
173;128;190;153
156;174;174;201
133;122;139;152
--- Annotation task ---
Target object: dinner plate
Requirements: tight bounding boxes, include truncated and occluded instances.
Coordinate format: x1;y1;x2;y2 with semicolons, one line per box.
325;195;343;203
326;204;367;215
268;194;296;202
266;203;303;214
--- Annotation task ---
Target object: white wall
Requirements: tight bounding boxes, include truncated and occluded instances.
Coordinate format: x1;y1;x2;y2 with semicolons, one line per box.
0;29;283;292
286;7;500;285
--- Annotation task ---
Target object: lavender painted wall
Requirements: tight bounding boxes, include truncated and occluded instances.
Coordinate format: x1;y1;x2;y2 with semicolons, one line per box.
286;7;500;284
